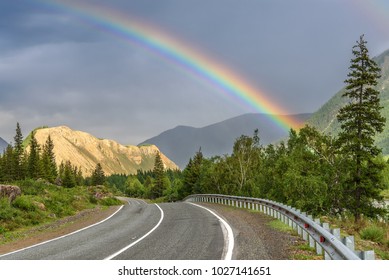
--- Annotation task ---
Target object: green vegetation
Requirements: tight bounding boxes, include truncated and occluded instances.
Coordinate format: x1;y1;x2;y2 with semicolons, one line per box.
360;225;386;244
0;124;122;238
307;43;389;156
336;35;386;221
0;179;121;237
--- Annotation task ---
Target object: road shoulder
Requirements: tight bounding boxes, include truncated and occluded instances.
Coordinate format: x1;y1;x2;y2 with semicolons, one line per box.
197;203;313;260
0;205;120;255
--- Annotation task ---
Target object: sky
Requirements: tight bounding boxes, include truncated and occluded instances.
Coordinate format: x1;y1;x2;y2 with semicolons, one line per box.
1;0;389;145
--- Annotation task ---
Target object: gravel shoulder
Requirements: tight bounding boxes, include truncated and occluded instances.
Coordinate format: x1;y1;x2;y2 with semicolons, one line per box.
197;203;305;260
0;206;120;255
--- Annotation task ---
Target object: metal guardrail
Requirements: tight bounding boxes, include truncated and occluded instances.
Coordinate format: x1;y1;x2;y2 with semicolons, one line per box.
184;194;375;260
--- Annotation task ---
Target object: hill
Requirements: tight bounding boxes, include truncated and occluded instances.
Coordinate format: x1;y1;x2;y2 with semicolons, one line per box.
0;137;8;153
28;126;179;176
140;113;311;168
306;49;389;154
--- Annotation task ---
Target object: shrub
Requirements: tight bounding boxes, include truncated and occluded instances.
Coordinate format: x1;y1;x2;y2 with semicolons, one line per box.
98;197;123;206
12;196;38;211
360;225;386;244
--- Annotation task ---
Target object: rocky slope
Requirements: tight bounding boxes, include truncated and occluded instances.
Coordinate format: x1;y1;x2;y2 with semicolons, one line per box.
31;126;178;176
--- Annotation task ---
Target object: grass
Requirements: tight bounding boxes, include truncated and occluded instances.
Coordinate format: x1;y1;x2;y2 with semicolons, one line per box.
360;225;386;243
324;214;389;260
0;179;123;238
266;219;322;260
267;219;296;235
382;188;389;200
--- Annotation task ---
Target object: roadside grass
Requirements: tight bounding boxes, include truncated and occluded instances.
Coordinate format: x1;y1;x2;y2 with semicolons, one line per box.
247;206;388;260
0;179;123;243
324;215;389;260
266;219;323;260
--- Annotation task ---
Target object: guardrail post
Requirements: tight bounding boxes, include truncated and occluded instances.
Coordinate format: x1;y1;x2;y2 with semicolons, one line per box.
331;228;341;240
324;251;331;260
322;223;330;232
288;216;293;227
297;225;302;236
357;250;375;260
309;234;315;249
302;228;308;241
342;236;355;251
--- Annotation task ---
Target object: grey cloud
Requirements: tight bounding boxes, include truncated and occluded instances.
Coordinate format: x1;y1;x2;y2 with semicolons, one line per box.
1;0;389;144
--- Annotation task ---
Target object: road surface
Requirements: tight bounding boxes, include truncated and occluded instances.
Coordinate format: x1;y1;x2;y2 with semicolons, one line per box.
0;199;226;260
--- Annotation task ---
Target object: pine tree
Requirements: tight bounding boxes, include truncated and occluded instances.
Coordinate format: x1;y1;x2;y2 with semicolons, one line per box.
27;131;41;179
42;135;58;183
62;160;76;188
150;151;166;199
91;163;105;186
13;122;25;180
336;35;387;220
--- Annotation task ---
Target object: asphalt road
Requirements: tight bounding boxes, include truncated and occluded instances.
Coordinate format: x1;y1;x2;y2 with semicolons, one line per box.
0;199;225;260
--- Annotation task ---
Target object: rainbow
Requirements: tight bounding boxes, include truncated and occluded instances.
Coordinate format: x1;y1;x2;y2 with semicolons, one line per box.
38;0;303;130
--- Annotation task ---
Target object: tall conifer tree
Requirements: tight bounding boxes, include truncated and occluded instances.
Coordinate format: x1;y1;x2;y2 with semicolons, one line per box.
336;35;386;220
13;122;24;180
151;151;166;199
27;131;41;179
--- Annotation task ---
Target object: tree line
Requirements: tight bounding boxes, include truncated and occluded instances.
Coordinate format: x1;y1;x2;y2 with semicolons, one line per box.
0;123;105;188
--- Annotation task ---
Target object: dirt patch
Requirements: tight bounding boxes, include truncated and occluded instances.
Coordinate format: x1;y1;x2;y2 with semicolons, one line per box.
198;203;310;260
0;205;120;255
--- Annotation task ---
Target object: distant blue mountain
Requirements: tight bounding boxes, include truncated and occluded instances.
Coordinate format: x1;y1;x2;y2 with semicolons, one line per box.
0;137;8;153
139;113;311;169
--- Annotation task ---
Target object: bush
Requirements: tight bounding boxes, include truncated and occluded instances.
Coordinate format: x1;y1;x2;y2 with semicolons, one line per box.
360;226;386;244
15;179;49;195
12;196;38;211
98;197;123;206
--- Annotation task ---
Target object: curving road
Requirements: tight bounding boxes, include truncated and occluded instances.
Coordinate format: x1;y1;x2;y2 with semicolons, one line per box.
0;199;227;260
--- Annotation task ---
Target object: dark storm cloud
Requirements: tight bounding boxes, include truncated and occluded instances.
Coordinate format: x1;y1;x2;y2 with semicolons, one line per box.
1;0;389;144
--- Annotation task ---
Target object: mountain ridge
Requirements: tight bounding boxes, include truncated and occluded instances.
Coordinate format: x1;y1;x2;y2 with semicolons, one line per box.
0;137;8;153
140;113;312;168
29;126;179;176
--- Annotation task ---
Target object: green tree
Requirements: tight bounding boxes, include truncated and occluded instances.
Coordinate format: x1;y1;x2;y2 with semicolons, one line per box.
91;163;105;186
226;130;262;196
27;131;41;179
13;122;25;180
336;35;387;220
1;145;15;182
62;160;76;188
41;135;58;183
150;151;167;199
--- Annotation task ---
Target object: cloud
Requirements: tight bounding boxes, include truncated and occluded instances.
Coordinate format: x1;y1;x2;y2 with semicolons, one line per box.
1;0;389;145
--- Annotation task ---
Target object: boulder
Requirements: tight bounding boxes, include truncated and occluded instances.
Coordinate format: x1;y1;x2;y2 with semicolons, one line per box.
0;185;22;203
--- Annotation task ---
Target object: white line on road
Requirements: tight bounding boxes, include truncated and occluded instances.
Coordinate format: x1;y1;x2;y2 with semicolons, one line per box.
188;202;234;260
104;203;164;260
0;204;125;258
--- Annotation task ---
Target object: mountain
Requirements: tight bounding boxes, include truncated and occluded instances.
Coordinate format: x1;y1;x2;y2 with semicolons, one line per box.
0;137;8;153
140;113;312;168
307;49;389;154
29;126;179;176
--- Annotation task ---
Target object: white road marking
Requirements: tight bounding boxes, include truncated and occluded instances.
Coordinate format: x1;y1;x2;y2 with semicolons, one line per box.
0;204;125;258
188;202;234;260
104;203;164;260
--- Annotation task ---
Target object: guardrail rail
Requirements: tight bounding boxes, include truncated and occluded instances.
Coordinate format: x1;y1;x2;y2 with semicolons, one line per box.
184;194;375;260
